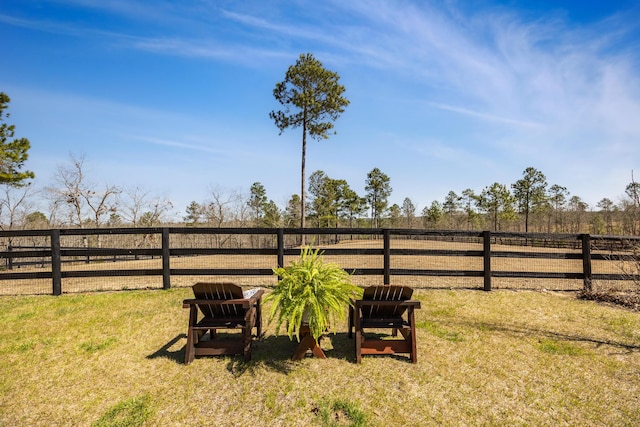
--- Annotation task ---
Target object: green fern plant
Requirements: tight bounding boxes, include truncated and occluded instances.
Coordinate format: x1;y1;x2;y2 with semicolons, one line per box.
266;245;363;342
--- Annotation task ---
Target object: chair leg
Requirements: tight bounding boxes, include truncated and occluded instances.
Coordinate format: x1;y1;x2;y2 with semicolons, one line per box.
243;307;257;361
243;326;252;361
255;302;262;337
185;306;198;364
398;327;410;339
354;315;362;364
185;328;195;365
408;308;417;363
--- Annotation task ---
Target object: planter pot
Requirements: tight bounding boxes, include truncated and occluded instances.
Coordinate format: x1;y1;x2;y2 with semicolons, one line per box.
301;307;310;325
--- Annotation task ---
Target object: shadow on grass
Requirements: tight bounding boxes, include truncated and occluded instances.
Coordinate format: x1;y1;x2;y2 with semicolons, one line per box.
147;331;361;374
455;320;640;354
146;333;186;363
226;332;359;376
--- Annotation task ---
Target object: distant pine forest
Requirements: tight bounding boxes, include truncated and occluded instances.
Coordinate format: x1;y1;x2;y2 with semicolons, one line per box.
2;159;639;236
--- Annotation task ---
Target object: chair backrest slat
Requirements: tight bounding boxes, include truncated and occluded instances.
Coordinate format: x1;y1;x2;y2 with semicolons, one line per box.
192;282;244;319
362;285;413;319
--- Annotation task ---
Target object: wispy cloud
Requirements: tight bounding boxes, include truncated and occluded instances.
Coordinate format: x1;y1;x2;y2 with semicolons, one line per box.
130;136;225;154
11;0;640;143
208;0;640;140
426;102;543;128
0;12;148;46
128;36;290;64
332;1;640;148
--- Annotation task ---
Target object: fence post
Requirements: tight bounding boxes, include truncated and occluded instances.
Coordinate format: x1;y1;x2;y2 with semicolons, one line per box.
383;229;391;285
581;234;592;292
277;228;284;268
7;244;13;270
51;229;62;296
162;228;171;290
483;230;492;291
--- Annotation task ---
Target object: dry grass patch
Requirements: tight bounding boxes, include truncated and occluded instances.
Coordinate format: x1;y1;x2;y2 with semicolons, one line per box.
1;288;640;426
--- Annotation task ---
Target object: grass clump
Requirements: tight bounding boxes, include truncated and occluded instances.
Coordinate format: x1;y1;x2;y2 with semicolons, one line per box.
537;338;585;356
417;320;465;342
92;394;153;427
79;337;118;354
316;399;368;427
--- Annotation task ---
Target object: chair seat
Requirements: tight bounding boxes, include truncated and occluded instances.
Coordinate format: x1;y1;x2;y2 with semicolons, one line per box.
359;317;407;329
194;317;249;329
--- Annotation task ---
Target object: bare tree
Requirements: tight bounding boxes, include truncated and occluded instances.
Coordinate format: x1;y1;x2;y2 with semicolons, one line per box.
117;187;173;251
119;187;172;227
86;185;121;227
137;197;173;226
0;183;36;230
119;187;148;226
200;185;244;247
0;183;37;260
204;185;242;228
47;154;85;226
46;154;121;228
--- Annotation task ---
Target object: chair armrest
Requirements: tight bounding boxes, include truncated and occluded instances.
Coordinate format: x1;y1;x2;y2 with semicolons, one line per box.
355;300;421;309
183;289;264;308
245;289;265;303
183;298;253;309
243;288;264;301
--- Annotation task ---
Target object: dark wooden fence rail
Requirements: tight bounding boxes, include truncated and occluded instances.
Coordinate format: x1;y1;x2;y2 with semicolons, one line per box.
0;227;638;296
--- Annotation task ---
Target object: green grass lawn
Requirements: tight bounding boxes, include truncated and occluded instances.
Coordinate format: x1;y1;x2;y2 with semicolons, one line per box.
1;287;639;426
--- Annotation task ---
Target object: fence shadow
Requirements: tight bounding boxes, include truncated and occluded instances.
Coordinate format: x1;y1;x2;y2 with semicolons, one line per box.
453;320;640;354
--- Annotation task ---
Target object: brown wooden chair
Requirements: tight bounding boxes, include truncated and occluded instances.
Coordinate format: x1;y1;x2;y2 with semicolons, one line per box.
183;282;264;364
349;285;421;363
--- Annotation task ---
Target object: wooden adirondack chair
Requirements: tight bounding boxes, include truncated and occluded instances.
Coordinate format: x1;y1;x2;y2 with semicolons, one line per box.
183;282;264;364
349;285;421;363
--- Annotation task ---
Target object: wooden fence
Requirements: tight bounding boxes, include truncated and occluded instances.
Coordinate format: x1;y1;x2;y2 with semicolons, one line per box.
0;227;638;295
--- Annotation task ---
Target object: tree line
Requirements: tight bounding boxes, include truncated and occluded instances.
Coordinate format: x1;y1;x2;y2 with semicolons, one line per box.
1;138;638;235
180;165;639;236
0;142;640;235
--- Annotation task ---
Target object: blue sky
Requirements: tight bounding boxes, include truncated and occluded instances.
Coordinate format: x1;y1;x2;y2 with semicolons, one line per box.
2;0;640;219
